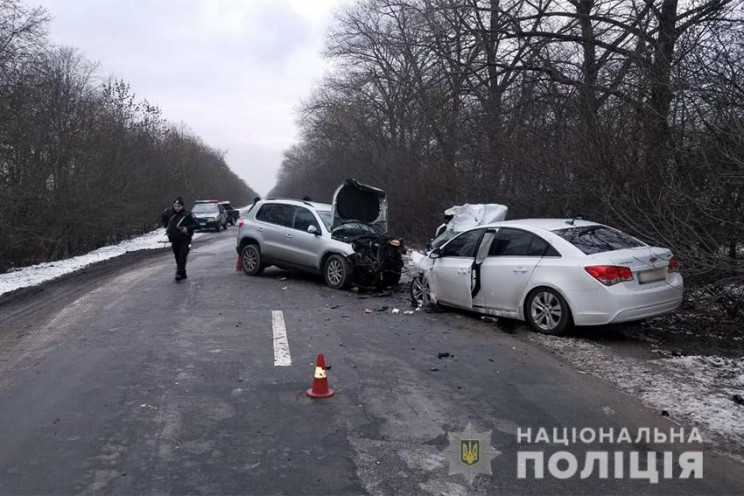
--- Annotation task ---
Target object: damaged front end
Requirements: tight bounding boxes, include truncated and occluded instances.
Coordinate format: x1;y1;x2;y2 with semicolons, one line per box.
331;179;406;287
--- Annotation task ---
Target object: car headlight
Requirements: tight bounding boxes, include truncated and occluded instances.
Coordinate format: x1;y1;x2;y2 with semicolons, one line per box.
210;217;216;221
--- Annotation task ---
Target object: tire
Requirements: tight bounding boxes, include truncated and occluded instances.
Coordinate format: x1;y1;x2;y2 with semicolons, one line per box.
525;287;572;335
324;254;352;289
409;274;430;307
213;224;220;233
241;244;265;276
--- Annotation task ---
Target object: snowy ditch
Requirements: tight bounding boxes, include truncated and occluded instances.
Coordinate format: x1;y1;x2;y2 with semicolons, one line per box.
529;333;744;449
0;228;208;298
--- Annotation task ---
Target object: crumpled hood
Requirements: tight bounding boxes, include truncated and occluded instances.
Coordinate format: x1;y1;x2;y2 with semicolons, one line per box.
430;203;508;249
331;179;388;235
443;204;508;234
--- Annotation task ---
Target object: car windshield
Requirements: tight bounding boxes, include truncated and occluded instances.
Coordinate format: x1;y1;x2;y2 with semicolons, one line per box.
332;222;381;241
553;225;646;254
316;210;333;231
193;204;219;214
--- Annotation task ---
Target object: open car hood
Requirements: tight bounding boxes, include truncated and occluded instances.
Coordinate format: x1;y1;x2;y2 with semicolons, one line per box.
331;179;388;235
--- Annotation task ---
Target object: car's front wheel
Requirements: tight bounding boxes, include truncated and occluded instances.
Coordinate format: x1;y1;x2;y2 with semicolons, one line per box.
525;287;572;335
241;244;265;276
324;254;352;289
409;274;430;307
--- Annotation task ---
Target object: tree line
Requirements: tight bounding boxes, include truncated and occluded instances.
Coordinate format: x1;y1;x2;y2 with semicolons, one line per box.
272;0;744;314
0;0;257;273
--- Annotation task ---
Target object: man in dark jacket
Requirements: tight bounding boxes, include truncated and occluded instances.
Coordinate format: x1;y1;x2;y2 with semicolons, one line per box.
161;197;199;281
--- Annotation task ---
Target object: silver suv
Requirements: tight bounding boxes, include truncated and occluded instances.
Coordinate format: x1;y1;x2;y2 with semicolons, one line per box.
235;180;405;289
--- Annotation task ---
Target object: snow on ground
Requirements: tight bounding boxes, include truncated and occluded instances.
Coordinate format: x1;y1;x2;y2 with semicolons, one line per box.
0;228;208;298
0;203;254;298
529;334;744;449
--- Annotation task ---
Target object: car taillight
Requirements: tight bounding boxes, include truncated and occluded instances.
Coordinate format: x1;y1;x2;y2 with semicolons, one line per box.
238;218;245;228
668;256;680;273
584;265;634;286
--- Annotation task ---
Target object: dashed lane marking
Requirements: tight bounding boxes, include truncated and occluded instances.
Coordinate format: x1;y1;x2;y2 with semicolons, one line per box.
272;310;292;366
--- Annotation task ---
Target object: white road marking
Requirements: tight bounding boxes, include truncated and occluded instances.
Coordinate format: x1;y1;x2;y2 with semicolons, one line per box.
271;310;292;366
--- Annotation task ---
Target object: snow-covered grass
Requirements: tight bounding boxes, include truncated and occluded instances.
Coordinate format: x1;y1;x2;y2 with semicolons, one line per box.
530;334;744;449
0;202;255;298
0;228;208;298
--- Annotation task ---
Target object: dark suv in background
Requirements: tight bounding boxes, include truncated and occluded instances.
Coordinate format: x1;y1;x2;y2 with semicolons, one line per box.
192;200;228;232
219;201;240;225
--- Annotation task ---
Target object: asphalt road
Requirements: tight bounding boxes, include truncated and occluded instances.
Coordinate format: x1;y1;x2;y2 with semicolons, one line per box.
0;231;742;495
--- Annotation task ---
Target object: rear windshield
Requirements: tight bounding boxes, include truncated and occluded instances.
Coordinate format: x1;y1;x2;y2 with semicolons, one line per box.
553;225;645;254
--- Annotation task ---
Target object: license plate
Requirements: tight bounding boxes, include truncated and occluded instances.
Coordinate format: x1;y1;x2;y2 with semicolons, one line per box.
638;268;666;284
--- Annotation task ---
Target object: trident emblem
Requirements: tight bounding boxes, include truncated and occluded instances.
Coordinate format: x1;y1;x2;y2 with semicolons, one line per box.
461;439;480;466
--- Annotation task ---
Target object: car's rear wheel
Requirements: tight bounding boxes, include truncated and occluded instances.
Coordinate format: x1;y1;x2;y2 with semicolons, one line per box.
241;244;265;276
525;287;572;335
324;254;352;289
410;274;430;307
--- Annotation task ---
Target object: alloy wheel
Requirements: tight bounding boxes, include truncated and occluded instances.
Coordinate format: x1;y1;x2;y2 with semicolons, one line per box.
327;259;343;286
530;291;563;332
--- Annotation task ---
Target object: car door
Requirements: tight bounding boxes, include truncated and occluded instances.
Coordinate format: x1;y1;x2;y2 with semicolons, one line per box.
282;206;324;269
428;228;486;309
474;228;546;315
253;204;294;262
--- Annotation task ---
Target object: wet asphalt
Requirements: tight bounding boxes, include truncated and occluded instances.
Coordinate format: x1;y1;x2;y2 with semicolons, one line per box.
0;231;742;495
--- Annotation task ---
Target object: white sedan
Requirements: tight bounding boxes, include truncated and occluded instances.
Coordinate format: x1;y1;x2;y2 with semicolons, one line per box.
411;219;683;334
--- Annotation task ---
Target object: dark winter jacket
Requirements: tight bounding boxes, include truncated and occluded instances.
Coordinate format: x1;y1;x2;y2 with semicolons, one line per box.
161;208;199;243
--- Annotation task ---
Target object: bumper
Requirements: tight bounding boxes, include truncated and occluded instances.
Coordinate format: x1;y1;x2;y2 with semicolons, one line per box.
568;276;684;326
195;219;220;230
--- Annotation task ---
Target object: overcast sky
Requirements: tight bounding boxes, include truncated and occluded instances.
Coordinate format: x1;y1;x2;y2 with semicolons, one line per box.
33;0;348;196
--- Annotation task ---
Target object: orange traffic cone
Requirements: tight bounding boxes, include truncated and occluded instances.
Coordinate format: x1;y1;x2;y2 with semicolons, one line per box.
235;254;242;272
307;354;334;398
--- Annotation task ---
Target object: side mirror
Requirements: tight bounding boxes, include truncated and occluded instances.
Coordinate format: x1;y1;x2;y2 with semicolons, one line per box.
307;225;319;235
429;248;441;259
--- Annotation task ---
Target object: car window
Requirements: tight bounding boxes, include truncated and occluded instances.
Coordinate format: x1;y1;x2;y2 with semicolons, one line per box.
553;225;645;254
193;203;219;214
293;207;320;232
529;234;561;257
255;204;293;227
489;228;560;257
440;229;485;258
316;210;333;230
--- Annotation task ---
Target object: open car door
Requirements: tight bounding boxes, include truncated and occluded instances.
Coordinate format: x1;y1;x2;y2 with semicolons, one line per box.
428;228;486;310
